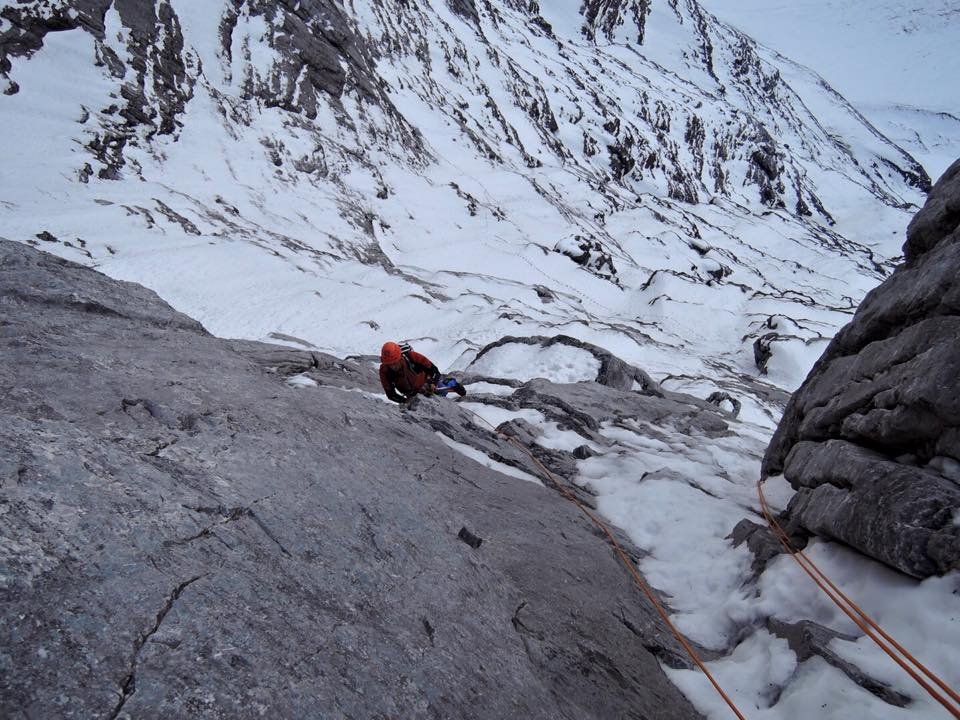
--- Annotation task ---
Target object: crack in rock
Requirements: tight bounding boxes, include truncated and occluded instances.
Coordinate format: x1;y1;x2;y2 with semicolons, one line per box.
108;575;204;720
179;504;292;557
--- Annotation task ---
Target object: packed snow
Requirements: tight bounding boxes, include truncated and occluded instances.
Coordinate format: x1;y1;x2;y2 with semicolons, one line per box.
459;400;601;454
286;373;319;388
467;343;601;384
463;381;516;397
436;432;543;486
577;410;960;720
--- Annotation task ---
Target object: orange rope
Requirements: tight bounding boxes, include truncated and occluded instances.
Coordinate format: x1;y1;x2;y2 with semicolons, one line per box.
451;394;959;717
460;405;747;720
758;479;960;718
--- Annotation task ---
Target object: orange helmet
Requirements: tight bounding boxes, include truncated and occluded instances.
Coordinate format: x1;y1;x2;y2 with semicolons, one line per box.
380;341;402;364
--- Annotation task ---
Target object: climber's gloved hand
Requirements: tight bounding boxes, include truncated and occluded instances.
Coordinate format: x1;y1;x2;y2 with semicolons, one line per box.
422;383;436;396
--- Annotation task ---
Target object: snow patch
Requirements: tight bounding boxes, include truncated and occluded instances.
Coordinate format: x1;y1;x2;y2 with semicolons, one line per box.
666;630;797;715
465;381;516;397
759;474;795;513
468;343;600;384
459;402;545;429
436;432;543;485
286;373;318;388
764;337;830;392
460;401;598;453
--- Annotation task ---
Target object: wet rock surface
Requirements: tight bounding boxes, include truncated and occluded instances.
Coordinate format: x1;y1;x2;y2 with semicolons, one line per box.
763;159;960;579
0;239;701;719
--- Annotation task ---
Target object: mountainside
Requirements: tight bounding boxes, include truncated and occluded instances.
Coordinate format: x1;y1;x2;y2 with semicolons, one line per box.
697;0;960;180
0;0;930;419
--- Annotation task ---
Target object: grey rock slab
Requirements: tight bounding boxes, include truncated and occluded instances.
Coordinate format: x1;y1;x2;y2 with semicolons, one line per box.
398;392;601;512
226;338;382;392
904;157;960;262
0;240;700;719
783;440;959;578
728;519;793;578
510;378;732;442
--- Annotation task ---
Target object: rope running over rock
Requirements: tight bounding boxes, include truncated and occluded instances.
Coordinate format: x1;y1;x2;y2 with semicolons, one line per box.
460;405;747;720
757;479;960;718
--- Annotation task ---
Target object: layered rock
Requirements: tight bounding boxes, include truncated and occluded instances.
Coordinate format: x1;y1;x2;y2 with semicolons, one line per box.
763;159;960;578
0;239;700;719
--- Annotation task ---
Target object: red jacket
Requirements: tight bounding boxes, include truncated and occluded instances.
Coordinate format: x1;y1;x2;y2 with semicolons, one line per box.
379;349;440;403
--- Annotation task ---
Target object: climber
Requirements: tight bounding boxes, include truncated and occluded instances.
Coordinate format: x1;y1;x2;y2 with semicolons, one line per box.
379;341;466;404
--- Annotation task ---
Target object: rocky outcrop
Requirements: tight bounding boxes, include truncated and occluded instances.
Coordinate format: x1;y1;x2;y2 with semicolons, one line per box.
763;159;960;578
581;0;651;44
553;235;620;285
427;368;732;515
766;619;910;707
470;334;663;396
3;0;422;180
2;0;199;177
0;239;700;719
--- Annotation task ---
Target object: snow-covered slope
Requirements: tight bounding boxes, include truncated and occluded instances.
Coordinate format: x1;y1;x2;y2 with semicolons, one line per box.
0;0;928;413
465;338;959;720
697;0;960;180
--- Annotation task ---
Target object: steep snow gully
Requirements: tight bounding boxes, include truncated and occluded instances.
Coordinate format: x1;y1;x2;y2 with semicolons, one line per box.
1;0;959;718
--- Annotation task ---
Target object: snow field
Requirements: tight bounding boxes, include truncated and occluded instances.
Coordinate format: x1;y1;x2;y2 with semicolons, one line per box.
697;0;960;180
0;0;920;410
578;410;960;719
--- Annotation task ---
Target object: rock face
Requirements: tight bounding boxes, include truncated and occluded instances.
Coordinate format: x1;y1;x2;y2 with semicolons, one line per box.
763;159;960;579
0;239;701;719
